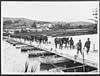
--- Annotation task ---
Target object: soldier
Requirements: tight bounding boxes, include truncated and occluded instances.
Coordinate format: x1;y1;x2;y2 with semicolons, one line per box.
84;38;91;54
59;38;63;50
76;40;82;56
69;37;74;49
54;37;58;48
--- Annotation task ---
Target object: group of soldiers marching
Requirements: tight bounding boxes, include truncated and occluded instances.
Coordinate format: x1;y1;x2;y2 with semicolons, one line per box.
9;33;91;56
76;38;91;55
54;37;91;56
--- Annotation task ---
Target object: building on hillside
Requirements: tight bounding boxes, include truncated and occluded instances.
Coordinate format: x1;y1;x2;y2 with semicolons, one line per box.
36;28;43;32
4;29;15;34
41;27;49;31
36;23;52;28
29;28;37;32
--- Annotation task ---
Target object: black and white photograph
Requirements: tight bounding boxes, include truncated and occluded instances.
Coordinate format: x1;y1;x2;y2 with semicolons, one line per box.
1;1;99;74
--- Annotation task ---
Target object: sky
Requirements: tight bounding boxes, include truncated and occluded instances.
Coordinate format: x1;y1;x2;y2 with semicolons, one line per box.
1;1;99;22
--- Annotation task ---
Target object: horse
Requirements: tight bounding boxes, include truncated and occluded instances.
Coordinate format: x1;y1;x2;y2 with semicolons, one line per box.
62;37;69;48
32;35;48;44
42;35;48;44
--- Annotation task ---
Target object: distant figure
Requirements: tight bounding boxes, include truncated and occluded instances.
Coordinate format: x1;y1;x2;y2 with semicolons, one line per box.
69;37;74;49
84;38;91;54
25;62;28;72
59;39;63;50
76;40;82;56
54;37;58;48
31;66;34;72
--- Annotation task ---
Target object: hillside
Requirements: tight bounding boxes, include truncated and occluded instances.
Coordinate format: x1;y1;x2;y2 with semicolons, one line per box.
67;21;94;26
3;17;96;30
3;17;52;29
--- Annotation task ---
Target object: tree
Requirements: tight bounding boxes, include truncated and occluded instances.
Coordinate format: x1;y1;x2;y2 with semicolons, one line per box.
3;20;13;26
88;8;98;33
88;8;98;24
78;25;82;28
31;22;37;32
14;20;20;23
31;22;37;28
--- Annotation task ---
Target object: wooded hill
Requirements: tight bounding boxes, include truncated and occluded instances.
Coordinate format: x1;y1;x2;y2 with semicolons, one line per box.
3;17;97;30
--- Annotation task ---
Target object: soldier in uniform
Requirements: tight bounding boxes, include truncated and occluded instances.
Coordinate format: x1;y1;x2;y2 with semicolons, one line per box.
76;40;82;56
84;38;91;54
69;37;74;49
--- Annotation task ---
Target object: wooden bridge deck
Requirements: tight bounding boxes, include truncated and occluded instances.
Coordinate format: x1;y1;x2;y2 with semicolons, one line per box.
34;44;98;68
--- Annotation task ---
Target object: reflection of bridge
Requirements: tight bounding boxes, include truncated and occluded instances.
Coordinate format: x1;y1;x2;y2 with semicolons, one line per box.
4;36;98;69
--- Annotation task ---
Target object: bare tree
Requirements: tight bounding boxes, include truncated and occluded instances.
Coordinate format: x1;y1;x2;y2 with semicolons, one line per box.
88;8;98;32
89;8;98;24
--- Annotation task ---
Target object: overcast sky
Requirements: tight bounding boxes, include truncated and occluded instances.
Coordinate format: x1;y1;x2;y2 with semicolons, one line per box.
1;1;99;22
